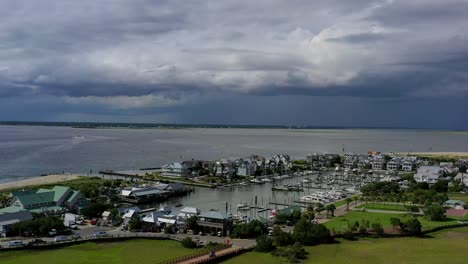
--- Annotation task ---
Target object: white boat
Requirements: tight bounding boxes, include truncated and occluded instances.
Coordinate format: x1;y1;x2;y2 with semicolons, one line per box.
262;178;272;182
237;203;250;210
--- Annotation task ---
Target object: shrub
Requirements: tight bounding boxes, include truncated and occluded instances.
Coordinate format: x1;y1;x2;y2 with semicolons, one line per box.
272;226;294;246
424;204;445;221
231;220;266;238
292;218;333;245
255;235;275;252
371;221;384;236
272;243;308;263
181;237;197;248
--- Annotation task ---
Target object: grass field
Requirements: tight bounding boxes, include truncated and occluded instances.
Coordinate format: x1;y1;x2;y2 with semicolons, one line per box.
447;192;468;202
0;239;200;264
356;203;408;211
324;211;461;232
223;227;468;264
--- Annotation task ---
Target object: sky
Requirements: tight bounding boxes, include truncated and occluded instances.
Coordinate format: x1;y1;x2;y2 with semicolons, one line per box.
0;0;467;129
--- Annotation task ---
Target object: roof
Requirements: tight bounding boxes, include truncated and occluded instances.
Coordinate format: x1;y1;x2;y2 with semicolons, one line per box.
142;211;166;223
444;200;466;206
180;207;201;214
29;206;64;213
199;211;230;220
102;211;111;217
131;187;163;197
277;206;302;215
52;186;71;202
0;206;24;214
0;211;33;226
157;217;176;224
123;210;137;218
67;191;81;203
15;191;55;207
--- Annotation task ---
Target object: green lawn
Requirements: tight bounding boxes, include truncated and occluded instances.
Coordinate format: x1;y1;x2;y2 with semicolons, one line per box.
447;192;468;202
324;211;461;232
0;239;200;264
356;203;408;211
223;227;468;264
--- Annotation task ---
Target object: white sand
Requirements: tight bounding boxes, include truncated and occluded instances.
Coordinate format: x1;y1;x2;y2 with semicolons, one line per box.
401;152;468;157
0;174;81;191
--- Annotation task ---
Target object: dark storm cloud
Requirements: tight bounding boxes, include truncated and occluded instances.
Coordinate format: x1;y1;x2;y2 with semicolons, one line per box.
0;0;467;121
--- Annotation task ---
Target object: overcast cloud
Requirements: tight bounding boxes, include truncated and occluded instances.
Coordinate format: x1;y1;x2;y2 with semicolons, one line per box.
1;0;467;128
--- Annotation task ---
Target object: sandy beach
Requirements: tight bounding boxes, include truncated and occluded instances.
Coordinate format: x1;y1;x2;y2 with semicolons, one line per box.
401;152;468;157
0;174;82;192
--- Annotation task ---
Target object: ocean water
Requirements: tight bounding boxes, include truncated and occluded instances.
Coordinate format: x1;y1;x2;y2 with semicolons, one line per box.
0;125;466;184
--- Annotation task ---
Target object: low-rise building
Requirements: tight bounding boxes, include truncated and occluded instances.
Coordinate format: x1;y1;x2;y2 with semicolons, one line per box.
0;186;90;214
161;162;194;177
387;158;401;171
0;211;33;237
443;200;466;210
371;155;386;170
402;157;417;171
414;166;443;183
197;211;233;236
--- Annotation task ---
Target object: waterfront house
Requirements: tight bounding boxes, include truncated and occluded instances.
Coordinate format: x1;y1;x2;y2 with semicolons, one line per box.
440;162;458;175
197;211;233;236
177;207;201;220
371;155;386;170
0;186;90;214
414;166;443;183
0;211;33;237
162;162;193;177
213;159;236;178
387;158;401;171
119;186;167;203
236;159;257;176
402;157;417;171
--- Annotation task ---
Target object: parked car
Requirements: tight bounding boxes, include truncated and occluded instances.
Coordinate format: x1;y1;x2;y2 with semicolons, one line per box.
54;236;71;242
8;240;25;248
28;238;46;246
72;234;81;240
48;229;57;237
94;231;108;238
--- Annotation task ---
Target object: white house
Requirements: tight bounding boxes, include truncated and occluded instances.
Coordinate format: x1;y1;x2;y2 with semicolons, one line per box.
237;159;256;176
177;207;201;220
402;157;417;171
414;166;443;183
371;155;386;170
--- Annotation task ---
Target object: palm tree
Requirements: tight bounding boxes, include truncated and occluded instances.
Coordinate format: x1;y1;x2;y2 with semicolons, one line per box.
346;198;353;211
325;204;337;217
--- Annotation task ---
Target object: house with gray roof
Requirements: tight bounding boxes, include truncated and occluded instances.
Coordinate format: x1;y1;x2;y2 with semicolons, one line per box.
0;211;33;237
197;211;233;236
414;166;443;183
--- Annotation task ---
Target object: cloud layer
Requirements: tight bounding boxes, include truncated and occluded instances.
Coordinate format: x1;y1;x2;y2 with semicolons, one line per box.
0;0;467;126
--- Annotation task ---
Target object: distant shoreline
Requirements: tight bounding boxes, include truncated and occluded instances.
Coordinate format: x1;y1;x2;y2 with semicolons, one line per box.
1;121;467;132
0;174;82;192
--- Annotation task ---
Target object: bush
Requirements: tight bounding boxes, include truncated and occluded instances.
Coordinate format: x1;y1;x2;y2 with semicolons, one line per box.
164;225;174;234
401;218;422;235
272;226;294;247
371;222;384;236
181;237;197;248
292;218;333;245
231;220;266;238
255;235;275;252
82;203;109;219
272;243;308;263
7;216;66;237
424;204;445;221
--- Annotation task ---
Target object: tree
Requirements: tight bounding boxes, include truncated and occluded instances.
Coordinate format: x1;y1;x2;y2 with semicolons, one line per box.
255;235;275;252
432;180;449;193
181;237;197;248
424;204;446;221
325;204;336;217
292;218;333;245
231;220;266;238
371;221;384;236
346;198;353;211
186;215;199;231
402;218;422;235
7;216;66;237
272;226;294;247
82;203;109;219
129;218;142;231
390;217;401;231
315;203;325;214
